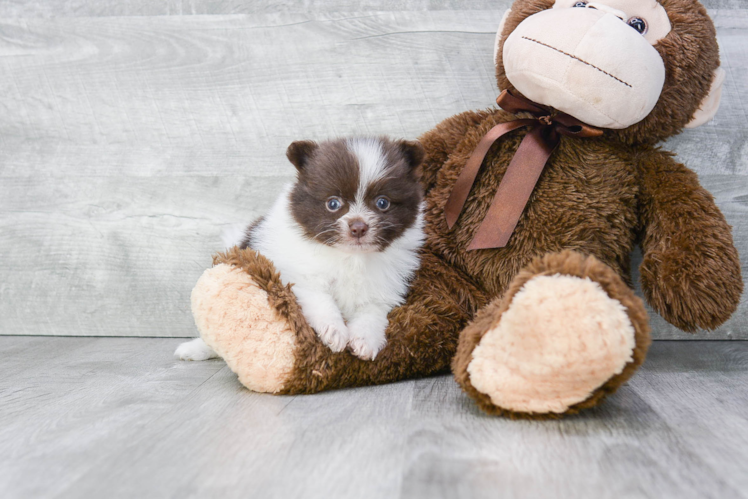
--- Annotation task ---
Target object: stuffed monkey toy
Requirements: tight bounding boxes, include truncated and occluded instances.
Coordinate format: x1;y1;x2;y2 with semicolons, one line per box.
190;0;742;417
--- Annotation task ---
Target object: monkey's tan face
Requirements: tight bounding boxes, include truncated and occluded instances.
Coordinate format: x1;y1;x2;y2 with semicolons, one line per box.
502;0;672;129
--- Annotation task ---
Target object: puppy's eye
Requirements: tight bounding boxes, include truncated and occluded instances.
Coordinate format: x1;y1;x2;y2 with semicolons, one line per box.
573;1;588;7
375;196;390;211
627;17;647;34
326;197;343;212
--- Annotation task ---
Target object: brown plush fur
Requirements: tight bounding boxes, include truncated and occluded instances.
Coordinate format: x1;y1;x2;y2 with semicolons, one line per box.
422;111;642;300
200;0;741;417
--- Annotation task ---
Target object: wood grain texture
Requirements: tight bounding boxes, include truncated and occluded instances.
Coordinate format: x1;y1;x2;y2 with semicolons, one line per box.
0;6;746;338
0;336;746;498
0;0;515;18
0;0;740;17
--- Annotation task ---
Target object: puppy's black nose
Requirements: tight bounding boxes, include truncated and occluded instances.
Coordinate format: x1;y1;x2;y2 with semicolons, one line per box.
349;220;369;238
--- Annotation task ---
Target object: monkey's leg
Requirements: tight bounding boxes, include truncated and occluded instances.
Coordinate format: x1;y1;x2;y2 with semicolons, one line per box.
452;250;651;418
191;247;485;394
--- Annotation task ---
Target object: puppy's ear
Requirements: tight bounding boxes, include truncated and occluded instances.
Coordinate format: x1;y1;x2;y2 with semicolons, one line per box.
286;140;318;171
396;140;426;170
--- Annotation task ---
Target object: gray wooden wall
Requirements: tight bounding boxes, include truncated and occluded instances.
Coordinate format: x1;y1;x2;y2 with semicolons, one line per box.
1;1;745;339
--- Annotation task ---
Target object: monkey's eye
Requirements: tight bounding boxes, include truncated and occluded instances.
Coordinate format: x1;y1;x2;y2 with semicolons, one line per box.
573;1;588;7
375;196;391;211
326;197;343;212
627;17;647;34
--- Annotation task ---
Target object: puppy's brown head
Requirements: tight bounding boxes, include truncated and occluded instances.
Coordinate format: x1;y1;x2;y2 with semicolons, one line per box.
287;137;425;253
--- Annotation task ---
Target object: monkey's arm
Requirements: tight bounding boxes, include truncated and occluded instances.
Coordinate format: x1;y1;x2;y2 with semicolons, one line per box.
637;150;743;331
418;109;492;192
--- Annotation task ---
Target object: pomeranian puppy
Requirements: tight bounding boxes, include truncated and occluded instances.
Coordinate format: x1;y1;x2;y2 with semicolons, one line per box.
176;136;425;362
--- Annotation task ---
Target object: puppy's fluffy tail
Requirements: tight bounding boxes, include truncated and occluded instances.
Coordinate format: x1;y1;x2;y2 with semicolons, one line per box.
221;223;247;249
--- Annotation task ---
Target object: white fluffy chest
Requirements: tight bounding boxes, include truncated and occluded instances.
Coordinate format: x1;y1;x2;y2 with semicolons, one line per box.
325;253;412;319
266;238;418;320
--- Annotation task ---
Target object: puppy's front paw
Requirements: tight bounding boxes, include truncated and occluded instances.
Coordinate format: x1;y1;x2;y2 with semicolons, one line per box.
348;321;387;361
316;322;349;353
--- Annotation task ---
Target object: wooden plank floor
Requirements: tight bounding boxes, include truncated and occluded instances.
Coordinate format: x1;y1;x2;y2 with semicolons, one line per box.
1;337;747;498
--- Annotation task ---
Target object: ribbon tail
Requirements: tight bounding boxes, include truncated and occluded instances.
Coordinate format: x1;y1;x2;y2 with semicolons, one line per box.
467;126;560;250
444;119;535;229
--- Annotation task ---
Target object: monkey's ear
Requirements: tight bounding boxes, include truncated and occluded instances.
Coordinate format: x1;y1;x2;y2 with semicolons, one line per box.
286;140;318;171
686;67;726;129
397;140;426;170
494;8;512;70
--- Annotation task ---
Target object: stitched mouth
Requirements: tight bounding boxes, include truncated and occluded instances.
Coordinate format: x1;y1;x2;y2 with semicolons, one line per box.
521;36;632;88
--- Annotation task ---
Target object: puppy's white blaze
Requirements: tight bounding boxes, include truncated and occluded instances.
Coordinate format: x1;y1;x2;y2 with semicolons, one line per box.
345;201;376;219
346;138;387;204
343;202;377;227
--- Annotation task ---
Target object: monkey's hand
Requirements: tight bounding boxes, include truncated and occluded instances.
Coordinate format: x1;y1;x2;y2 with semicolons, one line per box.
638;151;743;331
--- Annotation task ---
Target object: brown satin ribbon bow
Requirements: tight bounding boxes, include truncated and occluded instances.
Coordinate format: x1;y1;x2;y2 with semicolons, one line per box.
444;90;603;250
